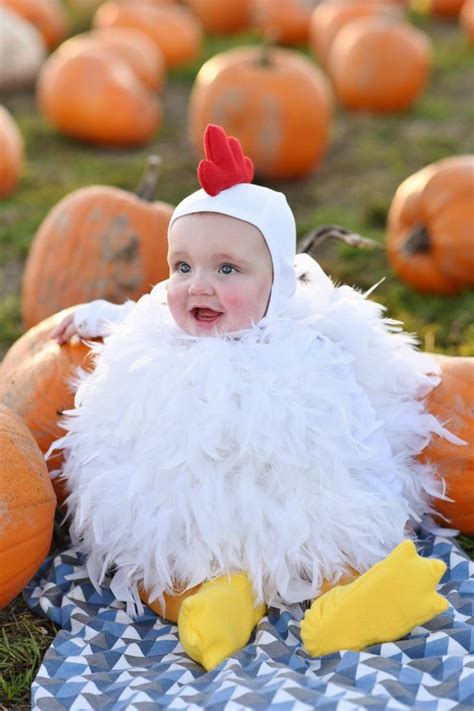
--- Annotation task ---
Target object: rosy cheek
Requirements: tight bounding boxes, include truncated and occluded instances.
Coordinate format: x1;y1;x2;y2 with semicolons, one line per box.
220;284;260;320
166;284;186;321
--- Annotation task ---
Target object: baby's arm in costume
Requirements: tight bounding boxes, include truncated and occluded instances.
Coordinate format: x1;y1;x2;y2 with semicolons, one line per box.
51;279;169;343
51;300;136;343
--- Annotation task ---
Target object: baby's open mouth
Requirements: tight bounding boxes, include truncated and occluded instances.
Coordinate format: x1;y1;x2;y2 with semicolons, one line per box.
191;307;224;324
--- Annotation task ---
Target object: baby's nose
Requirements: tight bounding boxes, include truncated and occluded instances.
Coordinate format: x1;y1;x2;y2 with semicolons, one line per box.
188;273;215;295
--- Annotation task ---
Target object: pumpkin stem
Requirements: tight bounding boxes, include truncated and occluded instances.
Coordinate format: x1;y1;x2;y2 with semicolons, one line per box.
259;29;278;66
135;155;161;202
402;225;431;255
298;224;380;254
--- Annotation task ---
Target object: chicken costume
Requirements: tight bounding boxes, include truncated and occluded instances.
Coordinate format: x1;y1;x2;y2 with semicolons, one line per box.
53;125;453;670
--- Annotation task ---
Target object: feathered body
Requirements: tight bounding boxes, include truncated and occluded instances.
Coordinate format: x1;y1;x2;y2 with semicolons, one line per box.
54;257;453;614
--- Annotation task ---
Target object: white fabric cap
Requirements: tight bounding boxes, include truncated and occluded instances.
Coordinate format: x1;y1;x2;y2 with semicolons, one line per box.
168;183;297;320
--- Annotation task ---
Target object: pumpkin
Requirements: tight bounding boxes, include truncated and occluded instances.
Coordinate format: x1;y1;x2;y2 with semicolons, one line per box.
189;45;333;180
22;158;174;328
185;0;251;34
37;44;161;146
309;0;403;65
251;0;316;45
0;405;56;608
57;27;166;91
0;6;47;91
0;0;66;48
0;105;24;198
420;354;474;535
93;2;203;68
139;583;202;622
327;17;431;111
0;309;94;506
386;155;474;294
460;0;474;41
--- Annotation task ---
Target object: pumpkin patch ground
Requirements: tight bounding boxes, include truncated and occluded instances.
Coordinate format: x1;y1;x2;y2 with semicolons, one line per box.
0;8;473;708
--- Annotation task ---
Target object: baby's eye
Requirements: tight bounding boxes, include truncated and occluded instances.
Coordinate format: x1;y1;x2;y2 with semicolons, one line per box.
219;263;238;275
175;262;191;274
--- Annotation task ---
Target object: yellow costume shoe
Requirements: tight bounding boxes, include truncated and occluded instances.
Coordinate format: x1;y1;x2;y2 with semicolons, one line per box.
301;539;448;657
178;573;266;671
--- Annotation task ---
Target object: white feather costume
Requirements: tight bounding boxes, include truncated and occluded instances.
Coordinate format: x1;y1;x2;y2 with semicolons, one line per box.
52;254;457;616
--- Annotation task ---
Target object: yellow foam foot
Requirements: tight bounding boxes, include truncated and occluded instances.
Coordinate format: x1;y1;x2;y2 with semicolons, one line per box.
178;573;266;671
301;540;448;657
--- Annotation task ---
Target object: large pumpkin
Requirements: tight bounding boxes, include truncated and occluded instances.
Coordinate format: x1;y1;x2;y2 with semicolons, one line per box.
251;0;316;45
189;45;333;180
57;28;166;92
327;17;431;111
421;355;474;534
0;308;95;505
0;405;56;608
0;0;66;48
22;159;173;328
0;105;24;198
309;0;403;65
386;155;474;294
185;0;251;34
93;2;203;68
37;44;161;147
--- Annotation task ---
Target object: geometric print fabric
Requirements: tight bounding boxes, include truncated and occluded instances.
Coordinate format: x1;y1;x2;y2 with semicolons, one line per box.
24;531;474;710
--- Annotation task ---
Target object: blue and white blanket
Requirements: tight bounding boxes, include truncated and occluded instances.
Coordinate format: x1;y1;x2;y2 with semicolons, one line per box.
25;532;474;711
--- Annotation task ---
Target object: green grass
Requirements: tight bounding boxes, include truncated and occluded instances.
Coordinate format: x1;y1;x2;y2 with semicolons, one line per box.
0;595;58;708
0;10;473;708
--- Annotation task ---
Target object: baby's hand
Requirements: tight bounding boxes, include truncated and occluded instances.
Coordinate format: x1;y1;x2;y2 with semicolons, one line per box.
51;313;78;344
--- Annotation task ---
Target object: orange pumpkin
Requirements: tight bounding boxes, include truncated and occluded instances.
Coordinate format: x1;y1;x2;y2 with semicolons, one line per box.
386;155;474;294
420;355;474;535
251;0;316;45
0;309;95;505
0;405;56;608
185;0;251;34
22;160;174;328
57;27;166;91
0;0;66;48
139;583;202;622
37;44;161;147
0;105;24;197
189;45;333;180
327;17;431;111
460;0;474;41
309;0;403;65
93;2;203;68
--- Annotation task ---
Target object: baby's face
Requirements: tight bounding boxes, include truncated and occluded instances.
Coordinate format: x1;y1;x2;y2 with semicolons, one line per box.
167;212;273;336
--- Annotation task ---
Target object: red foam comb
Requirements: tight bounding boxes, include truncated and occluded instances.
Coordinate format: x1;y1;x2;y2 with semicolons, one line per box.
198;124;254;196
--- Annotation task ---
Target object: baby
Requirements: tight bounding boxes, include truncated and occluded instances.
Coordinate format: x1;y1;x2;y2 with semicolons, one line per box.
51;125;452;671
